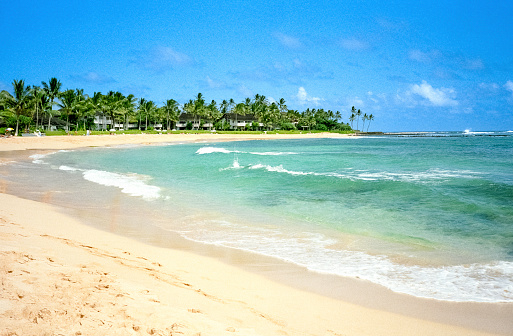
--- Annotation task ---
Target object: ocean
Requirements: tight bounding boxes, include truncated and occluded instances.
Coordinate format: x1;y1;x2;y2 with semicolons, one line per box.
4;131;513;302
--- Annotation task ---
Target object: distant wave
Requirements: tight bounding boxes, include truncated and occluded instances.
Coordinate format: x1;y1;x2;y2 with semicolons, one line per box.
249;151;298;156
249;164;311;176
196;146;298;156
196;147;238;155
177;219;513;302
220;158;244;171
246;164;481;183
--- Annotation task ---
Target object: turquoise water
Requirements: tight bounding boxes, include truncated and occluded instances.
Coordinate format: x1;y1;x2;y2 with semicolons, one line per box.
38;133;513;302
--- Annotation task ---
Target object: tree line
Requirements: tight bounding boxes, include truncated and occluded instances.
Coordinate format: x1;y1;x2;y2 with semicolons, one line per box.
0;78;374;135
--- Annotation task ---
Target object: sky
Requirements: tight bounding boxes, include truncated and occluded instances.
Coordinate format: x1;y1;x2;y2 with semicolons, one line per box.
2;0;513;131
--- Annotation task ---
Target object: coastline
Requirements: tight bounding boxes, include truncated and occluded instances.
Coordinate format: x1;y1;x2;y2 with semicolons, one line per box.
1;133;512;335
0;132;354;152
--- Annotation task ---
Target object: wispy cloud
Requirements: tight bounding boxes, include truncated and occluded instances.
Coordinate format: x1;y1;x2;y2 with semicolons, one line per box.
232;59;331;85
203;76;230;90
275;33;303;49
69;71;116;84
132;46;195;72
237;84;253;98
119;84;151;98
339;38;370;51
504;80;513;96
408;49;440;63
296;87;322;105
463;58;484;70
409;80;458;107
479;82;500;91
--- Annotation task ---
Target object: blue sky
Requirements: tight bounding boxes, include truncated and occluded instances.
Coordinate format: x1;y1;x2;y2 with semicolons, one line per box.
2;0;512;131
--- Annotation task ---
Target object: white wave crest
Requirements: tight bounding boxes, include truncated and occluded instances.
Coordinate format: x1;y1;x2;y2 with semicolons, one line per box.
82;170;161;200
220;158;244;171
246;163;481;183
178;220;513;302
196;147;238;155
249;151;298;156
30;153;51;164
249;164;311;176
59;165;81;171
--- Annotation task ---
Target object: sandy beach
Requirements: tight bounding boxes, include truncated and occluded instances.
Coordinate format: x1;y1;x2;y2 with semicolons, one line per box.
0;132;353;152
1;134;512;336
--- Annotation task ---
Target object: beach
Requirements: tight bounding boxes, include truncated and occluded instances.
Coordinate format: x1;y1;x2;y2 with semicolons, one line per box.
1;134;512;336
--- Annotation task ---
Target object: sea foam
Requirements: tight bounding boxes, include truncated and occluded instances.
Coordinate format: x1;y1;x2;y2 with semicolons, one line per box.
177;219;513;302
196;147;237;155
247;163;481;183
82;169;161;200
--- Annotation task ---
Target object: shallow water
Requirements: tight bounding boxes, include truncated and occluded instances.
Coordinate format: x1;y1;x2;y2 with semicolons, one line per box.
3;132;513;302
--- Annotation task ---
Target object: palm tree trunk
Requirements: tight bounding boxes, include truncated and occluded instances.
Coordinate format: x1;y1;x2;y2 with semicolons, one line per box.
35;104;39;130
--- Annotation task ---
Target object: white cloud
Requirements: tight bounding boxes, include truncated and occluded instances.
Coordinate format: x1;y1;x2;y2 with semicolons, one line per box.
69;71;115;84
237;84;253;98
340;38;369;51
205;76;227;89
408;49;440;63
479;82;500;91
505;80;513;95
133;46;194;72
409;81;458;107
464;58;484;70
296;87;322;105
275;33;302;49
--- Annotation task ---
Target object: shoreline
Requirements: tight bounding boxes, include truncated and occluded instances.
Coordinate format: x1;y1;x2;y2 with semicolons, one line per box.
1;133;512;335
0;132;354;152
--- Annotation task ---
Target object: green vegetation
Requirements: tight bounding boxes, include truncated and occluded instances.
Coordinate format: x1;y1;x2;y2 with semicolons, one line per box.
0;77;375;135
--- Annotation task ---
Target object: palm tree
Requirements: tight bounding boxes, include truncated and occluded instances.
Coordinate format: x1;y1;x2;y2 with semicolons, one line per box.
366;114;374;132
41;77;62;130
356;109;362;131
1;79;32;136
233;102;247;130
206;100;220;130
349;113;355;129
90;92;105;131
193;93;206;130
120;94;136;130
137;98;146;130
30;86;48;131
163;99;180;130
58;89;76;131
362;113;368;132
143;100;156;130
73;89;92;130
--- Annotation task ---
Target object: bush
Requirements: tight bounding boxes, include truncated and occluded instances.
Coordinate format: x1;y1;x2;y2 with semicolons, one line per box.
280;122;297;131
315;124;328;131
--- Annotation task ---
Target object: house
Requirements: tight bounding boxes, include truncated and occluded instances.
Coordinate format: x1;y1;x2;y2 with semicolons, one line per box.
93;114;138;131
175;113;210;130
223;113;263;130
